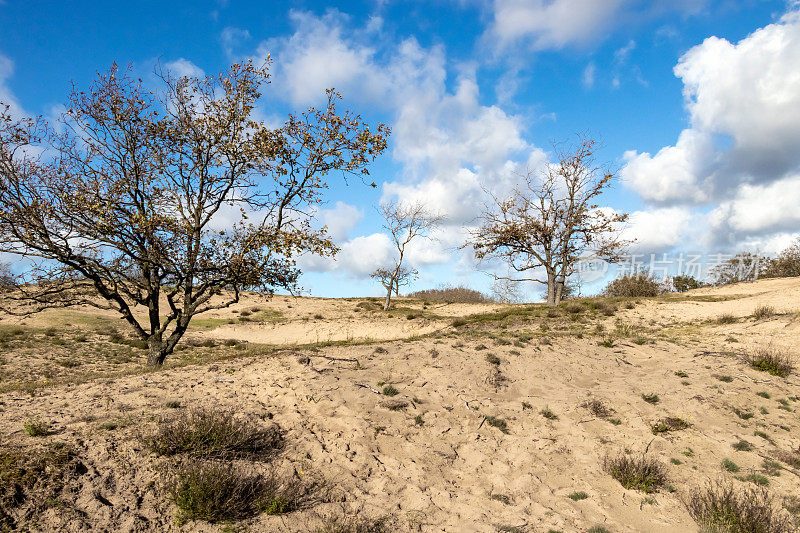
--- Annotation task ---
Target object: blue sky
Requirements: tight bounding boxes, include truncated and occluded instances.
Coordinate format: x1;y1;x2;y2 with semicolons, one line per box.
2;1;799;298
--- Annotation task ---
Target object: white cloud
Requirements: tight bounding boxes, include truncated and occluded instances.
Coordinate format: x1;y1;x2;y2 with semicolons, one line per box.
488;0;629;50
0;53;24;118
221;27;251;59
301;233;394;276
623;207;693;253
621;129;714;203
257;10;387;107
164;58;205;78
320;201;363;242
582;62;596;88
708;174;800;237
622;10;800;203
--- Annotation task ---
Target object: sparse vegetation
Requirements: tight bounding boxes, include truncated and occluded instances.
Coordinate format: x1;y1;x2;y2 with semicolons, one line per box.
381;385;398;397
641;393;660;405
752;305;776;320
722;459;740;473
687;481;793;533
744;346;794;377
651;417;690;434
581;398;614;419
540;407;558;420
144;408;282;459
168;461;304;523
567;491;588;501
604;454;667;493
23;418;49;437
733;439;754;452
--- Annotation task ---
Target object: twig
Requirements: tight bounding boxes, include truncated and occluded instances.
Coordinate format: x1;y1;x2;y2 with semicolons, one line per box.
644;438;655;454
478;416;487;430
355;383;381;395
577;418;596;424
309;354;359;364
737;374;771;383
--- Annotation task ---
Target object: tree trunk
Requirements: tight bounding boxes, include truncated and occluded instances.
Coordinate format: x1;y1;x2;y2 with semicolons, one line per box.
554;275;564;305
546;270;557;306
383;285;392;311
146;334;167;367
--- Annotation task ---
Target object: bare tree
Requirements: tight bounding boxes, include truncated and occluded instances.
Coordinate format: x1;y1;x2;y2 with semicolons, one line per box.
371;266;418;302
490;277;523;304
468;137;629;306
0;61;389;366
372;202;443;310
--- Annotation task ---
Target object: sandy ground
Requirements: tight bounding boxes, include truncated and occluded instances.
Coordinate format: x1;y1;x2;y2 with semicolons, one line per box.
1;279;799;531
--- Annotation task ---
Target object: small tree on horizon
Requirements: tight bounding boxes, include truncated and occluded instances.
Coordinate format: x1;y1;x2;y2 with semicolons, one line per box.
0;61;389;366
372;201;443;311
468;137;629;306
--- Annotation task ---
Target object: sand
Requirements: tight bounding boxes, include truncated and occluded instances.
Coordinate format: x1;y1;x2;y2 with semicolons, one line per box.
1;278;799;531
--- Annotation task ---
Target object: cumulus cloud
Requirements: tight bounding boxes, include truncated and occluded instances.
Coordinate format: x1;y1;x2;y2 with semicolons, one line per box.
623;207;693;253
320;201;363;242
708;174;800;240
622;10;800;204
164;58;205;78
488;0;629;50
255;11;553;281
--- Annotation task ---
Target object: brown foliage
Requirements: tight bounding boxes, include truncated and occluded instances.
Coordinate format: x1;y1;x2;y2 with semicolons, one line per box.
467;137;629;306
0;61;388;366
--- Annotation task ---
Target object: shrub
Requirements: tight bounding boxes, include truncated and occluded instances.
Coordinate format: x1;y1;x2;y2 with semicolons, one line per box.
381;385;398;397
484;415;509;434
744;347;794;377
23;418;49;437
568;491;588;501
716;314;738;324
408;285;490;303
651;417;690;434
581;398;614;419
732;439;753;452
752;305;776;320
604;454;668;493
673;275;703;292
168;461;303;523
540;407;558;420
761;238;800;279
641;393;660;405
603;272;667;298
711;252;769;286
144;408;282;458
687;481;792;533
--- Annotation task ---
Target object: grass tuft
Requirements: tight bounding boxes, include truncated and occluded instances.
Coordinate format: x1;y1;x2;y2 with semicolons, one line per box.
641;393;660;405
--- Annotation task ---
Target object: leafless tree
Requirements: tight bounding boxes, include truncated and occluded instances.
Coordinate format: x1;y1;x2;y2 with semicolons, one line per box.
372;201;443;310
468;137;629;306
371;266;418;303
490;277;523;304
0;60;389;366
